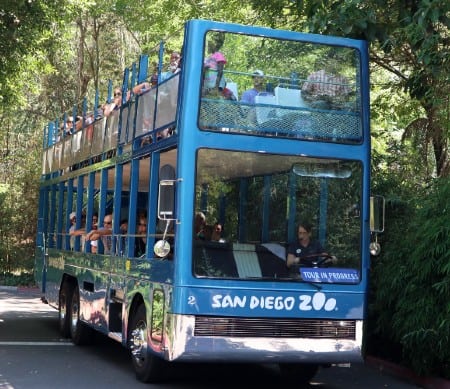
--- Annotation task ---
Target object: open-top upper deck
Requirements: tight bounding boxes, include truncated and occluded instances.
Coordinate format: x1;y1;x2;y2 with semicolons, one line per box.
42;20;369;177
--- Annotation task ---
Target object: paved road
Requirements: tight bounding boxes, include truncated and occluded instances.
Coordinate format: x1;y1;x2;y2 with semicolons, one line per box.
0;288;420;388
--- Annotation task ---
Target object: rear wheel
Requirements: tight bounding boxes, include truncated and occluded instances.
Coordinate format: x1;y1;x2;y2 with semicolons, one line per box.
279;363;319;384
58;281;72;338
129;304;166;382
69;286;94;345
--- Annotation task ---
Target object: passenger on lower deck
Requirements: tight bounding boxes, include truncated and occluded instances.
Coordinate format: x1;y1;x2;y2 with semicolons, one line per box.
194;212;207;239
134;215;147;257
86;213;113;254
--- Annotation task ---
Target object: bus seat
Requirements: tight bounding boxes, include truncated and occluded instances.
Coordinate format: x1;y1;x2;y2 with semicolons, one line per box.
260;243;286;260
254;93;277;124
226;81;238;100
256;244;289;278
275;86;307;111
233;243;262;278
194;241;238;277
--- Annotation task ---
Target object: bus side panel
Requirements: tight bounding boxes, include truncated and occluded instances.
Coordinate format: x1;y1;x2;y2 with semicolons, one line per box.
65;254;110;332
34;246;46;294
42;249;66;309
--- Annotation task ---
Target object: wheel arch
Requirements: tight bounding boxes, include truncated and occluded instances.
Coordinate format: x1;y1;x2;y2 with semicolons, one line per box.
60;273;77;298
126;292;146;343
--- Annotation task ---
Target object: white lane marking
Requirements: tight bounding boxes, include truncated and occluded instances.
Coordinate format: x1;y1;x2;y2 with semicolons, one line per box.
0;341;73;346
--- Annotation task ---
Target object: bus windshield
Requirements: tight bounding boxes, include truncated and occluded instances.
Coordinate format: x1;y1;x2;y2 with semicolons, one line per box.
193;148;362;282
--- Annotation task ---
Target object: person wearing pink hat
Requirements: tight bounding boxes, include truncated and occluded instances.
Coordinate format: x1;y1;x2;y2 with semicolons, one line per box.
203;51;227;95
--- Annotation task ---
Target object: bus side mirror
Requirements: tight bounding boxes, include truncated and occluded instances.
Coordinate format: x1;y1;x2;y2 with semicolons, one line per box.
157;163;176;221
370;195;385;233
155;180;176;258
157;179;176;221
370;195;385;256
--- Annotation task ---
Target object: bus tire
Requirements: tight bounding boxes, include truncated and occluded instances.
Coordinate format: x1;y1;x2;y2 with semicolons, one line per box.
279;363;319;384
69;286;94;345
58;281;72;338
129;304;166;382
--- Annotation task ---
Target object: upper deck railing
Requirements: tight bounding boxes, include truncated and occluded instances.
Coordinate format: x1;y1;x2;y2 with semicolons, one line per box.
42;71;180;176
42;22;367;177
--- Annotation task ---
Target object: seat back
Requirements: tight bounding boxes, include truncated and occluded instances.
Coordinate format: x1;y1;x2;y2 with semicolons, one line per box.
233;243;262;278
254;93;277;124
275;86;307;110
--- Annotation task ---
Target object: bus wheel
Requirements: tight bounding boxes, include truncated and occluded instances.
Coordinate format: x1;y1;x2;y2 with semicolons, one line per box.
279;363;319;384
69;286;94;345
129;304;165;382
58;281;72;338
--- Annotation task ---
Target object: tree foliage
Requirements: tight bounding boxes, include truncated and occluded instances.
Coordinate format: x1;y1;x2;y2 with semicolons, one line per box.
370;179;450;378
0;0;64;106
250;0;449;177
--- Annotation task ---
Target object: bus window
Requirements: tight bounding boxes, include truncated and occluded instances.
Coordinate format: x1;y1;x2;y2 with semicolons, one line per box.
193;148;362;281
199;31;362;144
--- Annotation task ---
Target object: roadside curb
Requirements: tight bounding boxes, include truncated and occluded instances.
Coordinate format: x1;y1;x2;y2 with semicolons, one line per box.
0;285;41;295
366;356;450;389
0;285;18;292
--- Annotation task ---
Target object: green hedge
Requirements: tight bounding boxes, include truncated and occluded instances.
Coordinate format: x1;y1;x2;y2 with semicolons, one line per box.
368;179;450;379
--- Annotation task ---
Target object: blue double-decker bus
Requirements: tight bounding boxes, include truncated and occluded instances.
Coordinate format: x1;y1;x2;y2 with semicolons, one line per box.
35;19;383;383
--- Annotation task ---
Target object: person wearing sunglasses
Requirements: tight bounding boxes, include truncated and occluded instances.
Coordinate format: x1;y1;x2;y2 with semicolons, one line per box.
103;87;126;117
86;214;114;254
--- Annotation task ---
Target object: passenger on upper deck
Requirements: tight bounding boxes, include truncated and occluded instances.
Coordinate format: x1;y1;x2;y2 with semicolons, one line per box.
240;70;267;104
63;115;82;136
301;59;351;110
133;51;181;95
161;50;181;81
202;51;227;97
86;112;96;140
132;81;151;96
240;69;273;125
103;87;124;117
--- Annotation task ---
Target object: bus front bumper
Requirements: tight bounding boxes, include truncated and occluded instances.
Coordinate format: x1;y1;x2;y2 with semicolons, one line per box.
161;314;364;363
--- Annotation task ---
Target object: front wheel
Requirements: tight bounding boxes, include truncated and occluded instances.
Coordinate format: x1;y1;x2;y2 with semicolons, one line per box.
129;304;166;382
279;363;319;384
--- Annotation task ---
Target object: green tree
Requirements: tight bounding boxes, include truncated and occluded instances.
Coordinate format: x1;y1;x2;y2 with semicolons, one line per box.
371;180;450;378
0;0;63;106
309;0;449;177
250;0;449;177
